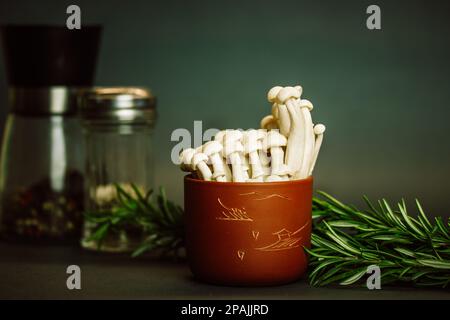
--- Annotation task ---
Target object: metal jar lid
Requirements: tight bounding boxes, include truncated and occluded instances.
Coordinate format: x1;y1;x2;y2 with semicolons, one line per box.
9;86;84;116
81;87;157;125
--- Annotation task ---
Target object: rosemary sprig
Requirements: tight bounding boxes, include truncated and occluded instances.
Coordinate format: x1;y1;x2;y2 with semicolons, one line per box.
307;191;450;288
84;186;450;288
84;185;184;258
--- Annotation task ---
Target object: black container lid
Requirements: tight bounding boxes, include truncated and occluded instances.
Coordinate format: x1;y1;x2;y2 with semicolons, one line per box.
1;25;102;87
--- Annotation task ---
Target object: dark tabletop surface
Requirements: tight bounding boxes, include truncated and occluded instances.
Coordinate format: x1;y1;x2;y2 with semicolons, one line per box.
0;243;449;300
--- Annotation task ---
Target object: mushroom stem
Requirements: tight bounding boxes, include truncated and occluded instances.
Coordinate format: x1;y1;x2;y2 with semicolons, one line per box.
256;130;271;177
203;141;229;181
224;130;246;182
229;153;245;182
275;87;304;175
216;176;227;182
192;153;213;181
262;130;287;176
211;153;227;179
223;162;232;181
296;99;315;179
248;151;263;177
243;130;265;179
270;146;285;175
284;98;305;174
197;162;212;180
275;103;291;137
259;149;271;175
308;124;326;176
213;131;233;181
240;154;250;180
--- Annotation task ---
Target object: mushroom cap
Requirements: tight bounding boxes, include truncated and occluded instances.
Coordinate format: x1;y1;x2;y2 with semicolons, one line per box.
203;140;223;156
224;129;243;143
242;129;263;154
260;115;278;130
267;86;283;103
263;130;287;150
256;129;267;140
294;85;303;97
276;86;301;104
195;145;203;152
314;123;326;135
297;99;314;111
179;148;196;166
192;152;209;168
214;130;227;143
223;140;244;156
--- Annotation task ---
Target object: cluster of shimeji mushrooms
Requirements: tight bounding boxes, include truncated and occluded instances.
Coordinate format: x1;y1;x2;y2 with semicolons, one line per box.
179;85;326;182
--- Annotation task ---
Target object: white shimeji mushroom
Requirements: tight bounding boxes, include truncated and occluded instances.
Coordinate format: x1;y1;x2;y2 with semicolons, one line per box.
308;123;326;176
214;130;227;144
214;130;233;179
292;99;315;179
274;104;291;137
177;85;325;183
223;130;246;182
255;129;271;177
260;115;278;130
179;148;196;172
241;157;252;181
242;129;265;179
276;86;306;176
267;86;293;137
263;130;288;176
259;149;271;176
271;103;279;119
241;154;250;180
270;92;280;122
203;140;230;182
278;164;291;181
267;86;283;102
192;152;213;181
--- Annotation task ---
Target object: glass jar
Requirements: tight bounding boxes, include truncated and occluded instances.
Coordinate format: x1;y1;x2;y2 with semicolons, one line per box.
80;87;157;252
0;25;101;243
0;87;85;243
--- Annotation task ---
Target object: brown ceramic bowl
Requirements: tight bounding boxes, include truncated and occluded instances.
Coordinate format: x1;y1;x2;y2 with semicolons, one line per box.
184;175;313;286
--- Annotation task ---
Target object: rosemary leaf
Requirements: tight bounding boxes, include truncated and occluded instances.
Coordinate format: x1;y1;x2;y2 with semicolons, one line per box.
307;192;450;288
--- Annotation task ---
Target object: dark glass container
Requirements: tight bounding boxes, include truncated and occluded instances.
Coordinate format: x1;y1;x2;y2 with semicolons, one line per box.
0;25;101;243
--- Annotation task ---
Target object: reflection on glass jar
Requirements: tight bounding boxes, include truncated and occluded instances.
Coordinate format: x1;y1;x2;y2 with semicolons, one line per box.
80;87;156;252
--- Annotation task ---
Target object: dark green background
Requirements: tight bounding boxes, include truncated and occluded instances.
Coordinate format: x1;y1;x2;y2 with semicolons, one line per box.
1;0;449;217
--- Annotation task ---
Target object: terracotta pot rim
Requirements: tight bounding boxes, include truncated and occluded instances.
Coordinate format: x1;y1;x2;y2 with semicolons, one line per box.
184;174;313;186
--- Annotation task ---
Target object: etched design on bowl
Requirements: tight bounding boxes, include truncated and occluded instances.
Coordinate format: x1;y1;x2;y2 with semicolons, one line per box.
255;221;310;252
216;198;253;221
239;191;290;201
